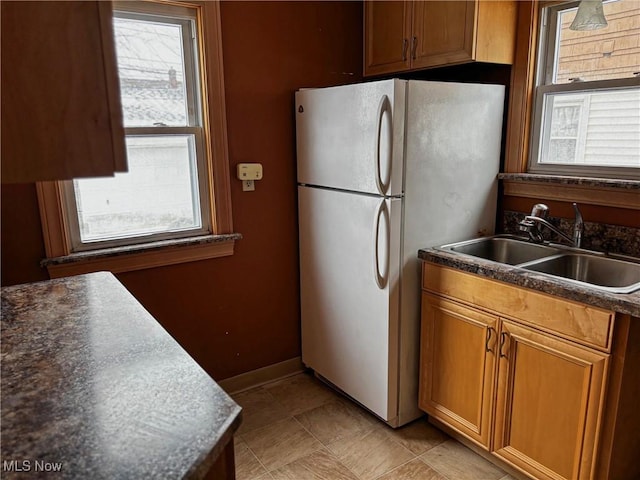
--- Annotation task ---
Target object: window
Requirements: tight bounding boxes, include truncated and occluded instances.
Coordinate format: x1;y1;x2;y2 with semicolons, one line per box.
37;1;235;277
65;3;211;250
529;0;640;179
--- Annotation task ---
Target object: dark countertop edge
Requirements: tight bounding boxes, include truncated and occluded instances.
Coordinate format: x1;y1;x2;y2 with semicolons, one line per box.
187;406;243;480
41;233;242;267
497;173;640;190
419;248;640;318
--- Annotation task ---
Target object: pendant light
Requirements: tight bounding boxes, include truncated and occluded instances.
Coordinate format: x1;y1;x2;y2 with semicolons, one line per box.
570;0;608;30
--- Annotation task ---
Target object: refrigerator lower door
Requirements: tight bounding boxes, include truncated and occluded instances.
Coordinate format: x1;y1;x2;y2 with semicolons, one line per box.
298;185;402;423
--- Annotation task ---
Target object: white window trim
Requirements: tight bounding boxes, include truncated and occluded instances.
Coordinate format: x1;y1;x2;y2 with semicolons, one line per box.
36;0;236;277
528;1;640;180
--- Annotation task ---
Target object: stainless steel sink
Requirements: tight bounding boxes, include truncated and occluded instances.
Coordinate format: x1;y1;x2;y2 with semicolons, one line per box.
437;235;640;294
522;253;640;294
439;235;563;265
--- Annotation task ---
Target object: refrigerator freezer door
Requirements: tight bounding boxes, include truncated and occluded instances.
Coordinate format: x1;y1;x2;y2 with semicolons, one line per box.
298;186;402;422
295;80;406;196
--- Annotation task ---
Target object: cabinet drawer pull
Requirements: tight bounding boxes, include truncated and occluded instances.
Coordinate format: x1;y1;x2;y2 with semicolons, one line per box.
485;326;496;353
402;38;408;61
411;36;418;60
499;332;509;359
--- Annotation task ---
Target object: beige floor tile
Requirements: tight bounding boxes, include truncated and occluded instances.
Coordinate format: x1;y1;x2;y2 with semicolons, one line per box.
269;449;358;480
241;418;323;471
294;398;378;445
384;417;449;455
420;440;505;480
327;427;415;480
376;458;448;480
264;373;338;416
233;387;290;435
235;437;268;480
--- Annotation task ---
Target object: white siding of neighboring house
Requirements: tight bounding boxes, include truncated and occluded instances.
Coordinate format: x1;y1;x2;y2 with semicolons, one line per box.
583;89;640;166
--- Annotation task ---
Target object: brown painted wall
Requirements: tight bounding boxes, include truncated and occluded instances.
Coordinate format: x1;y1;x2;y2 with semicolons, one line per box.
0;1;363;380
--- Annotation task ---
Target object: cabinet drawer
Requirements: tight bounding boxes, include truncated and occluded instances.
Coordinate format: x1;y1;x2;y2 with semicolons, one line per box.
422;262;614;351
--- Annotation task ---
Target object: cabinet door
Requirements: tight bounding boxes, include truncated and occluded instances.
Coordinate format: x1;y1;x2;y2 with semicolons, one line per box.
1;1;126;183
364;1;412;76
411;1;475;69
493;320;608;480
419;293;497;448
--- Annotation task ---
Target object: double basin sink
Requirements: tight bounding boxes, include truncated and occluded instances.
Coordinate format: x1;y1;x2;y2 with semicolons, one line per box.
437;235;640;294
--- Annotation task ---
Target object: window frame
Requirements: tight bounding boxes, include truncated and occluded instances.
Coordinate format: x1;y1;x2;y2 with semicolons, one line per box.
502;0;640;212
36;0;235;277
528;0;640;179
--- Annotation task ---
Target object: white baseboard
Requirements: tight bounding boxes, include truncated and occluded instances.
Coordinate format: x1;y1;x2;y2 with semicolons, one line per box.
218;357;304;394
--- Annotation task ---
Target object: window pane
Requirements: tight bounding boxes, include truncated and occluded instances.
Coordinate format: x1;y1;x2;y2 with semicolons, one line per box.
550;104;581;137
114;16;190;127
548;139;578;163
540;89;640;166
553;0;640;84
74;135;202;242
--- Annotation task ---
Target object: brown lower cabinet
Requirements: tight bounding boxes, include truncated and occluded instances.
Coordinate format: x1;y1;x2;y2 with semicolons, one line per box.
419;262;640;480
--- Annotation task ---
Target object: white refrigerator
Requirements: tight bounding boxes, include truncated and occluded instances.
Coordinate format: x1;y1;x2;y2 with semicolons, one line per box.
296;79;505;427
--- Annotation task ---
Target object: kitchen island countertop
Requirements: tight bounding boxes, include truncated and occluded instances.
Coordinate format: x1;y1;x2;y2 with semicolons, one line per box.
419;246;640;317
1;271;241;479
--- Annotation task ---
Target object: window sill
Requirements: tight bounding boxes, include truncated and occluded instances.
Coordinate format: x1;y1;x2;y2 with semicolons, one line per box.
42;233;242;278
499;173;640;210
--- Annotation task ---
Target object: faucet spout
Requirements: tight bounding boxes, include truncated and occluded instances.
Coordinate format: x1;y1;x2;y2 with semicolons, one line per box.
517;202;584;248
522;216;574;245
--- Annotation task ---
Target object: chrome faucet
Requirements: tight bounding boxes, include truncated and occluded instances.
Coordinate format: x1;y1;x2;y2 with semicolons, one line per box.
519;203;583;248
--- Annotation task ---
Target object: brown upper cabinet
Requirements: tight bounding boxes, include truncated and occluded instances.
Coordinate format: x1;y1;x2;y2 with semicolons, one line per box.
1;1;126;184
364;1;517;77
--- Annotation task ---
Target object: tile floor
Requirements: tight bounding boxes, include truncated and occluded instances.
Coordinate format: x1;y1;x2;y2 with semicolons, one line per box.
231;372;516;480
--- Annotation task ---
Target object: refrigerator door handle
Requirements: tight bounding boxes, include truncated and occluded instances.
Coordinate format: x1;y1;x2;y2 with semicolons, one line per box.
375;95;392;196
373;199;390;289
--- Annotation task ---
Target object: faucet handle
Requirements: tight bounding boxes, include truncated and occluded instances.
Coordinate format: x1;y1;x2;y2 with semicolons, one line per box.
531;203;549;219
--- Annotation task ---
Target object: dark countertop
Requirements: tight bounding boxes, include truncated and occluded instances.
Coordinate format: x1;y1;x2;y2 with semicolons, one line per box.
419;247;640;318
1;272;241;479
497;172;640;190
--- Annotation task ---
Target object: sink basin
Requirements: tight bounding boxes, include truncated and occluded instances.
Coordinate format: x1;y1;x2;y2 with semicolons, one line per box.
437;235;640;294
440;235;563;265
523;253;640;294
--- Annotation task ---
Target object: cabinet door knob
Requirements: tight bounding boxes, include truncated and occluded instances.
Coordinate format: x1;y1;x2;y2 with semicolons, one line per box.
402;38;409;61
411;36;418;60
